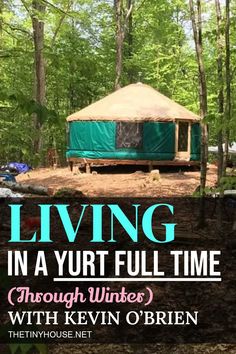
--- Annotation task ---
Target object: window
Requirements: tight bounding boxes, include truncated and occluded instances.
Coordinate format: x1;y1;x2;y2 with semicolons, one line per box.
116;122;143;149
178;122;189;152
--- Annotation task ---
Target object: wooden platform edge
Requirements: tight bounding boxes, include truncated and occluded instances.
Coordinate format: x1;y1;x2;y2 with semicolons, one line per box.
68;157;200;172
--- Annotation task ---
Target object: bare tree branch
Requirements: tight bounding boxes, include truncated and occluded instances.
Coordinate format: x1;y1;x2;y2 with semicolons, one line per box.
2;20;32;37
41;0;73;17
21;0;32;17
125;3;133;21
51;0;73;46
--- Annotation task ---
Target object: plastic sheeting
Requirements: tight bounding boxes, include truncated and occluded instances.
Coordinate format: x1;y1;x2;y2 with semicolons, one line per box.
0;188;22;198
67;121;176;161
209;142;236;155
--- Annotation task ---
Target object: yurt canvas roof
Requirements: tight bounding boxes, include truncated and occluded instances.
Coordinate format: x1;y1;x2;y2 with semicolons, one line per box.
67;83;200;122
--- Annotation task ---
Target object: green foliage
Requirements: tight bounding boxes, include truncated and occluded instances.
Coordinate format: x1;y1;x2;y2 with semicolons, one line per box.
9;343;47;354
0;0;235;166
0;269;47;354
220;176;236;190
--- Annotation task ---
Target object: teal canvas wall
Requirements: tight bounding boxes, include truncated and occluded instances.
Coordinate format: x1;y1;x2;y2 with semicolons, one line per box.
190;123;201;161
66;121;201;161
67;121;176;160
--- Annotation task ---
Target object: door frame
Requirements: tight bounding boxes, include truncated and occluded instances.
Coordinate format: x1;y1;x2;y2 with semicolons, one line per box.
175;120;191;160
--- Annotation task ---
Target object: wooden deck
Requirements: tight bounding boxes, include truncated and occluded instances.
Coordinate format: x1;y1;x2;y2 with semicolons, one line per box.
68;157;200;173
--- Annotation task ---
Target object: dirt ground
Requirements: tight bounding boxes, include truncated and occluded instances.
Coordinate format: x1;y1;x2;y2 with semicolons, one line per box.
16;164;217;197
15;163;234;354
47;344;236;354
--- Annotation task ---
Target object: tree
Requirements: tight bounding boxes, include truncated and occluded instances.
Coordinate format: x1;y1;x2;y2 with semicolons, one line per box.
0;0;3;37
189;0;208;227
31;0;46;156
114;0;124;90
114;0;133;90
0;0;235;170
224;0;231;172
126;0;134;83
215;0;224;185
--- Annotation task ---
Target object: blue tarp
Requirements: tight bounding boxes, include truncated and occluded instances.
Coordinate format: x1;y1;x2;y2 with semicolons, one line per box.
9;163;32;173
0;162;32;174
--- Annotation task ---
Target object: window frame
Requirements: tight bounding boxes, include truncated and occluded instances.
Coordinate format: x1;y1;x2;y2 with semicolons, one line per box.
116;122;143;149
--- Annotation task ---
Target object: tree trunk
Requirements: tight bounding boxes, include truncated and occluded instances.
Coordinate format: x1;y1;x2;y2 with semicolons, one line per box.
114;0;124;90
189;0;208;227
224;0;231;173
0;0;3;38
126;0;134;83
68;18;77;112
215;0;224;185
0;180;50;195
32;0;46;155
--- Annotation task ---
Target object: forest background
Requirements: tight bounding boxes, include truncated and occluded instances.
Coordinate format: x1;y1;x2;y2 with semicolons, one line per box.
0;0;235;169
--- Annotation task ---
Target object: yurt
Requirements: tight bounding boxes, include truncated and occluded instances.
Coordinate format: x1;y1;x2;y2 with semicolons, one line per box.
66;83;201;172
